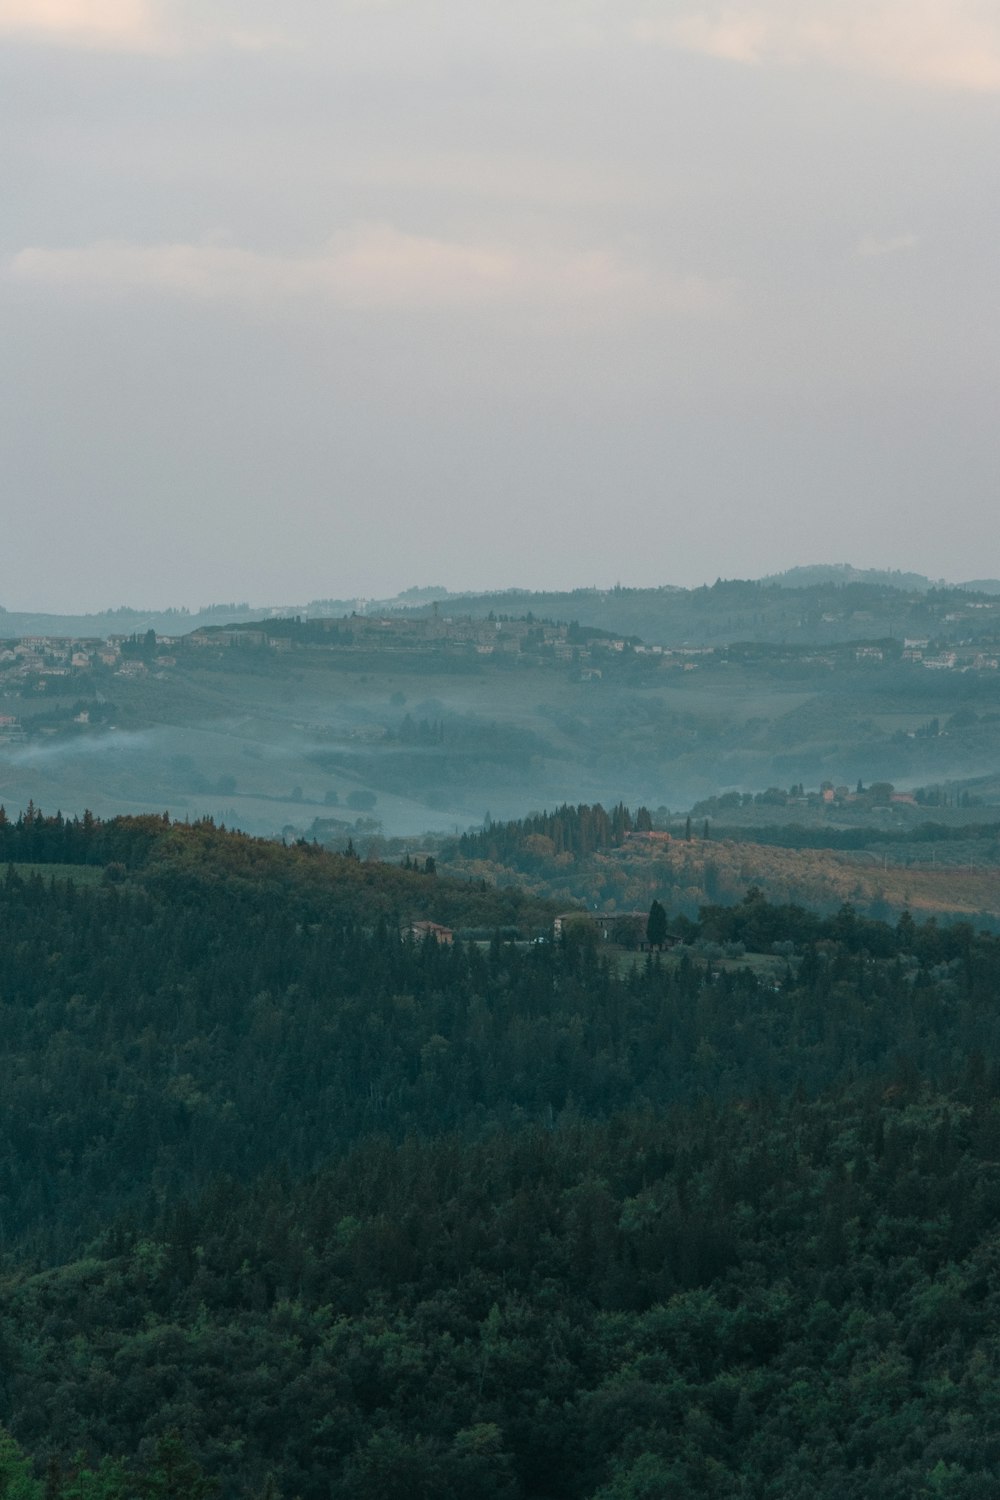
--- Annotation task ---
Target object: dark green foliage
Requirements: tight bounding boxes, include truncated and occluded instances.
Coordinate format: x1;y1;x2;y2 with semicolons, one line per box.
7;1086;1000;1498
451;803;638;863
0;1429;210;1500
691;816;1000;851
646;899;668;947
0;806;169;868
2;820;1000;1495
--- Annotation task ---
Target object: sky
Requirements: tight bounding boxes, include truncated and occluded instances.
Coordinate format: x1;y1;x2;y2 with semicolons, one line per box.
3;0;999;611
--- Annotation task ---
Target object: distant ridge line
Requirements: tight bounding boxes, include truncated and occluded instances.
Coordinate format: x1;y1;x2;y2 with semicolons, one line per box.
3;564;1000;637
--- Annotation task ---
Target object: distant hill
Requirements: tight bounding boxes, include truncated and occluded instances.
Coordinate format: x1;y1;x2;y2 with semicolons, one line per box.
6;568;1000;641
762;563;942;591
387;575;1000;649
764;563;1000;595
0;601;268;640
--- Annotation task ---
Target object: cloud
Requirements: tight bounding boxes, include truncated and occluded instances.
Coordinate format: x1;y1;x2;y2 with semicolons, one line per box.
635;1;1000;91
856;232;919;258
8;225;732;322
0;0;283;54
9;230;514;307
0;0;162;51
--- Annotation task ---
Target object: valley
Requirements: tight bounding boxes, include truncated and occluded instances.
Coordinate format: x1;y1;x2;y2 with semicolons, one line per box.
2;578;999;846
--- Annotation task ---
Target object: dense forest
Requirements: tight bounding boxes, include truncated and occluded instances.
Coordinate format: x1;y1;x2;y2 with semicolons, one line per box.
2;814;1000;1495
449;803;654;863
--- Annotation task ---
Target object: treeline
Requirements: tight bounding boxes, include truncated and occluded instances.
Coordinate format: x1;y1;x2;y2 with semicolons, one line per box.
700;819;1000;851
451;803;655;864
0;808;553;929
0;804;171;867
385;712;547;754
221;617;356;647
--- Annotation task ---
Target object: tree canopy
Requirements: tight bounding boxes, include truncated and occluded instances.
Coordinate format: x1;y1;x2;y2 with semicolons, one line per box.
0;816;998;1495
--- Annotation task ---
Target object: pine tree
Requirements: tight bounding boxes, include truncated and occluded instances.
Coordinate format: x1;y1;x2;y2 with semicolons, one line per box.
646;899;668;949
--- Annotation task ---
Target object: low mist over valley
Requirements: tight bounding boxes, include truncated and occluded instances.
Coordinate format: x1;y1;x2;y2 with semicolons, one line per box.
3;571;1000;854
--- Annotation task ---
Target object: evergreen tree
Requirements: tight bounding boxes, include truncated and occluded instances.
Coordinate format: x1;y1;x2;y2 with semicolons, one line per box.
646;899;668;948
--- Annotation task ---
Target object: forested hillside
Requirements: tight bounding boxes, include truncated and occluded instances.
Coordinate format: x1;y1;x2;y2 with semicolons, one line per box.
2;816;1000;1495
442;803;1000;927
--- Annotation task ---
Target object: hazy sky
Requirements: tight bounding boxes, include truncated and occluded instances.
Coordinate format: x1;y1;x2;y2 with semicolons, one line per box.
3;0;999;611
